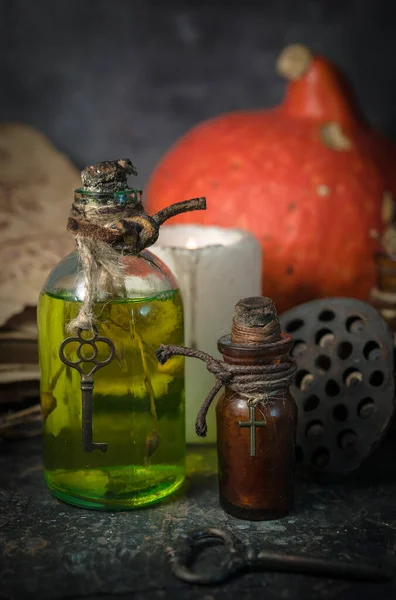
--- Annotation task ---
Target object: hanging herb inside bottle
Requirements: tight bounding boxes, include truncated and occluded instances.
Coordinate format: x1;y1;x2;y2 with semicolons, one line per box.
157;296;297;521
37;158;206;510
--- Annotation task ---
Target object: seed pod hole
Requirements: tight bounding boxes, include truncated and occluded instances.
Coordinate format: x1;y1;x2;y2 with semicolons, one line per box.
343;368;363;387
338;429;358;453
337;341;353;360
303;395;320;412
306;421;325;440
325;379;340;397
296;370;315;391
291;340;308;358
315;328;335;348
286;318;304;333
363;340;381;362
318;309;335;322
315;355;331;373
333;404;348;421
311;447;330;469
346;315;365;334
357;397;375;419
369;370;385;387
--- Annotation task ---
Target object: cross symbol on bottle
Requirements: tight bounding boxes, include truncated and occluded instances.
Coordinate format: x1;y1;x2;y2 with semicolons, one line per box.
239;404;267;457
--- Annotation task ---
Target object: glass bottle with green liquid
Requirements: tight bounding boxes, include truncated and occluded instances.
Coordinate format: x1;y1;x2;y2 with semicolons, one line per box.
37;158;206;509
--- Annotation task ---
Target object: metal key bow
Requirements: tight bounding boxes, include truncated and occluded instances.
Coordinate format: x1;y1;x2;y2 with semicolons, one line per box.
59;326;115;452
166;528;395;585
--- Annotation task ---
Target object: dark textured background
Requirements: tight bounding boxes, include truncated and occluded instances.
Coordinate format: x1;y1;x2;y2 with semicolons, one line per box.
1;0;396;185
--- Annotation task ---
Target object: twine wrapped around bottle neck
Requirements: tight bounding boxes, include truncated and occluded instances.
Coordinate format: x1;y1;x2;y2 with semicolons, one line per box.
156;297;297;437
156;344;296;437
66;159;206;332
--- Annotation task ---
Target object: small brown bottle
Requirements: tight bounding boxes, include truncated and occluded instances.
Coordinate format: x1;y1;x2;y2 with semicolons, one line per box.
156;296;297;520
216;297;297;520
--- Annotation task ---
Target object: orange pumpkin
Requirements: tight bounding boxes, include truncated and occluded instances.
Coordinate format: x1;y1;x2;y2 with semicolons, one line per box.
147;44;396;313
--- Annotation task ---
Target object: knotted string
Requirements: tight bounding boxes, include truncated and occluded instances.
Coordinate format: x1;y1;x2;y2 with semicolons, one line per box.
67;199;141;332
68;203;206;333
230;316;281;345
156;344;297;437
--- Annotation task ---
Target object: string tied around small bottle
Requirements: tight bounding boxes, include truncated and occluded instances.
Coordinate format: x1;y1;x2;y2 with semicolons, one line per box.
156;344;297;437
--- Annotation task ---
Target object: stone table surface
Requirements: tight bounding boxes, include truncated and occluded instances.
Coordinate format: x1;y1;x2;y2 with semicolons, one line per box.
1;436;396;600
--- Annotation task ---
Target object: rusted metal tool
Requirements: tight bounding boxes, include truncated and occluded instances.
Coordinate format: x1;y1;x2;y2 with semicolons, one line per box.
166;528;395;585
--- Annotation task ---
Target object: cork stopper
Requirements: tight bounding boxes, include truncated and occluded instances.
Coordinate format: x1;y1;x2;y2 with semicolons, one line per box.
81;158;138;192
231;297;282;345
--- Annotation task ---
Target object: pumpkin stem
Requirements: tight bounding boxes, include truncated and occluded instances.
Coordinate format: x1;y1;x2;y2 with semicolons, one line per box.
276;44;313;81
277;44;362;127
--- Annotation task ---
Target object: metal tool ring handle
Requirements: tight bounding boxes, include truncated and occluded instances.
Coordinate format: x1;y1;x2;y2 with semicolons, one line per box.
247;398;261;408
75;326;116;365
92;335;116;368
166;528;244;585
59;337;84;370
76;327;99;342
59;331;116;373
75;337;116;366
76;340;98;362
59;326;100;368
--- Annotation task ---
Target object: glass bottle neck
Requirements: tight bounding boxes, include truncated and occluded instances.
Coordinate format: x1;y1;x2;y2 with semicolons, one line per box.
74;188;142;207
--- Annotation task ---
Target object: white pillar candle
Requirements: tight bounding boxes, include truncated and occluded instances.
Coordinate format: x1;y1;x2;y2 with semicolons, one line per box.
150;225;262;444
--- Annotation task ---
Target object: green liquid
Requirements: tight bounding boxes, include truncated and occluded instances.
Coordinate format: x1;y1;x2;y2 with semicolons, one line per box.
38;289;185;509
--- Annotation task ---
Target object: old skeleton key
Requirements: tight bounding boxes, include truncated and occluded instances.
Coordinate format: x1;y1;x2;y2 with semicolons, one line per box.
166;528;395;585
59;327;115;452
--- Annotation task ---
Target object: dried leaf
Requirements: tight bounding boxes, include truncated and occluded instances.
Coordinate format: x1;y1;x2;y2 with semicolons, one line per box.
144;430;161;465
40;391;56;422
0;122;79;325
0;339;38;364
0;232;73;324
0;307;37;339
0;381;39;405
0;364;40;383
